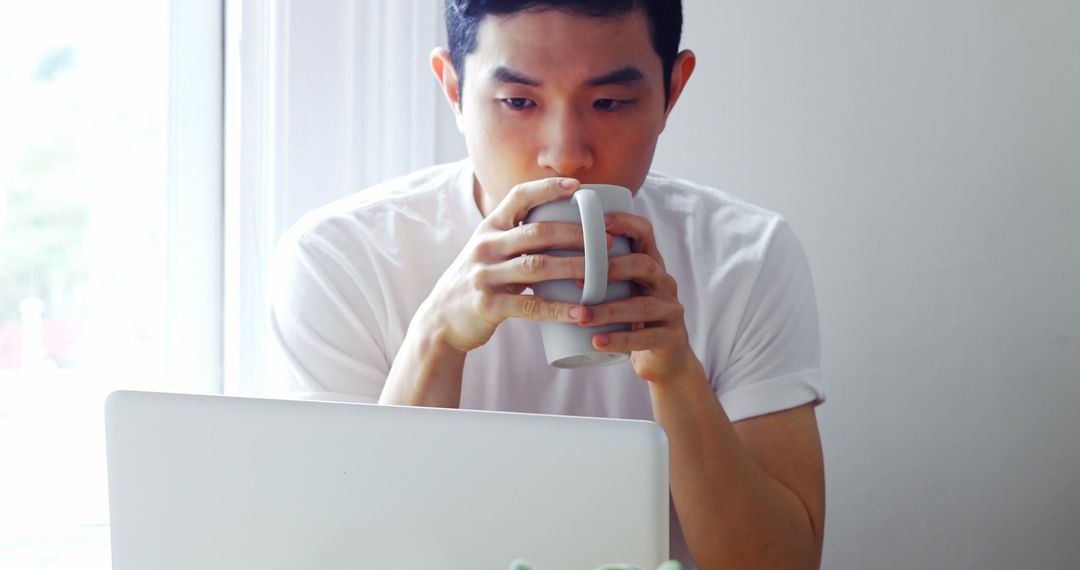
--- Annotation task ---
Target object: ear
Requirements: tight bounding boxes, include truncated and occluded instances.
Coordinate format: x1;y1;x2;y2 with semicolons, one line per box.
662;49;696;120
431;47;465;132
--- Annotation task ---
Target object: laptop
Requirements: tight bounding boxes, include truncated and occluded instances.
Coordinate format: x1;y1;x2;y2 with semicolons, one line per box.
104;391;669;569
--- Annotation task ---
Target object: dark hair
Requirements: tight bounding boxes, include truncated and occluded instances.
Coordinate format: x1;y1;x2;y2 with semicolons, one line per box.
445;0;683;108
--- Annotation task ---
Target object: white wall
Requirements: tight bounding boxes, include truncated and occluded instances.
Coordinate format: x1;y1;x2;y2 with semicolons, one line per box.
646;1;1079;568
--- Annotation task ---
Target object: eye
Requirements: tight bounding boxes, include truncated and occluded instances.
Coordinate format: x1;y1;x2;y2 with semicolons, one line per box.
594;98;631;112
500;97;536;110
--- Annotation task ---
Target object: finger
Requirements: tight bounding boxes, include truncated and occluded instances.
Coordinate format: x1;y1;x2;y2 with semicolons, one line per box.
605;212;664;263
592;326;679;353
490;293;592;324
499;222;616;258
500;221;583;257
579;295;682;328
489;178;580;230
479;253;587;288
607;253;678;297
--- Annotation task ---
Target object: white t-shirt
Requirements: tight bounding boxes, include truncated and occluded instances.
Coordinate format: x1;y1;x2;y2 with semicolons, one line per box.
270;159;825;566
271;158;823;419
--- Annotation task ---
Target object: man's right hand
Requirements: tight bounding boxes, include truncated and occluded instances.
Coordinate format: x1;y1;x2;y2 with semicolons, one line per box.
417;177;600;353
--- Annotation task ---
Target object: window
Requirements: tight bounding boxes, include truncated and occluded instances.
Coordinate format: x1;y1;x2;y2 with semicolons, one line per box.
0;0;222;567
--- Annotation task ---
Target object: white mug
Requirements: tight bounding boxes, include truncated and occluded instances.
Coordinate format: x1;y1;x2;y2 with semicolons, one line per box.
524;184;634;368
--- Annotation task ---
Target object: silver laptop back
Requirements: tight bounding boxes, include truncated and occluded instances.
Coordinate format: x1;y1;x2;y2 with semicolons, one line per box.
105;391;669;569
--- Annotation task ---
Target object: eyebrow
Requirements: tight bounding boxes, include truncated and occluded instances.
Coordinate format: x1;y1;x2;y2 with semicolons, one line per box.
492;66;541;87
490;65;646;88
585;66;645;87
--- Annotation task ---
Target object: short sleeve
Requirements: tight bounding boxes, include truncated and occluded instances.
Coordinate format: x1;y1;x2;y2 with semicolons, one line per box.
716;219;825;422
269;228;389;403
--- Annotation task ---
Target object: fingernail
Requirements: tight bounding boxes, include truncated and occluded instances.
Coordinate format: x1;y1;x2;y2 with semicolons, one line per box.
594;334;610;347
561;178;577;189
569;307;583;319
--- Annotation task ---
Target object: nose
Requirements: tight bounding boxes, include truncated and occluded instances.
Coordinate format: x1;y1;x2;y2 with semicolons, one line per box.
536;106;594;178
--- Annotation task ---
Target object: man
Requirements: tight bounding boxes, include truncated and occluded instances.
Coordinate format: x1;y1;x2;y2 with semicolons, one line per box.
271;1;825;568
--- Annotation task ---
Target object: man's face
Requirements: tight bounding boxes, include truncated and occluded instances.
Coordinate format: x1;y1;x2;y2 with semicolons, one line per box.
456;9;672;204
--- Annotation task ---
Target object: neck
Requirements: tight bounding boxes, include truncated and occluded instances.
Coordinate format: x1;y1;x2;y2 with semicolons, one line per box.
473;176;502;218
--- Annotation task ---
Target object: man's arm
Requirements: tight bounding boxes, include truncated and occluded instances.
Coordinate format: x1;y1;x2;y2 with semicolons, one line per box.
378;308;468;407
588;211;824;569
651;368;825;570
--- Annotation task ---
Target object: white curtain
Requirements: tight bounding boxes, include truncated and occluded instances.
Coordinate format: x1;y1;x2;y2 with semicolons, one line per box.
226;0;442;394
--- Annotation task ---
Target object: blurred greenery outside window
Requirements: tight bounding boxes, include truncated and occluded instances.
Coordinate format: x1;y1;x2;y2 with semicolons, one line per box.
0;2;206;569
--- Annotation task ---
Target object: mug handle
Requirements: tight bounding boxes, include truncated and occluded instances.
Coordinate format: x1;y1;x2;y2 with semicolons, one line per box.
573;189;608;305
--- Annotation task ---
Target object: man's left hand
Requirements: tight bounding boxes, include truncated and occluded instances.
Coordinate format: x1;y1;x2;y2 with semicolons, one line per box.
577;211;702;383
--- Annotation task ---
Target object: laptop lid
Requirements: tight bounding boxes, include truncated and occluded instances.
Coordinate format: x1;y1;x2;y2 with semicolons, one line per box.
104;391;669;569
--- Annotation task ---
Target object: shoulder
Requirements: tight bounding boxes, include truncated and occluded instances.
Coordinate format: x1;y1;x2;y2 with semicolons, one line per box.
638;171;797;260
277;160;467;255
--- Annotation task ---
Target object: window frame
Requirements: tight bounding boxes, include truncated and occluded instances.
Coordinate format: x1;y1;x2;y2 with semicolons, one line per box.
167;0;225;395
